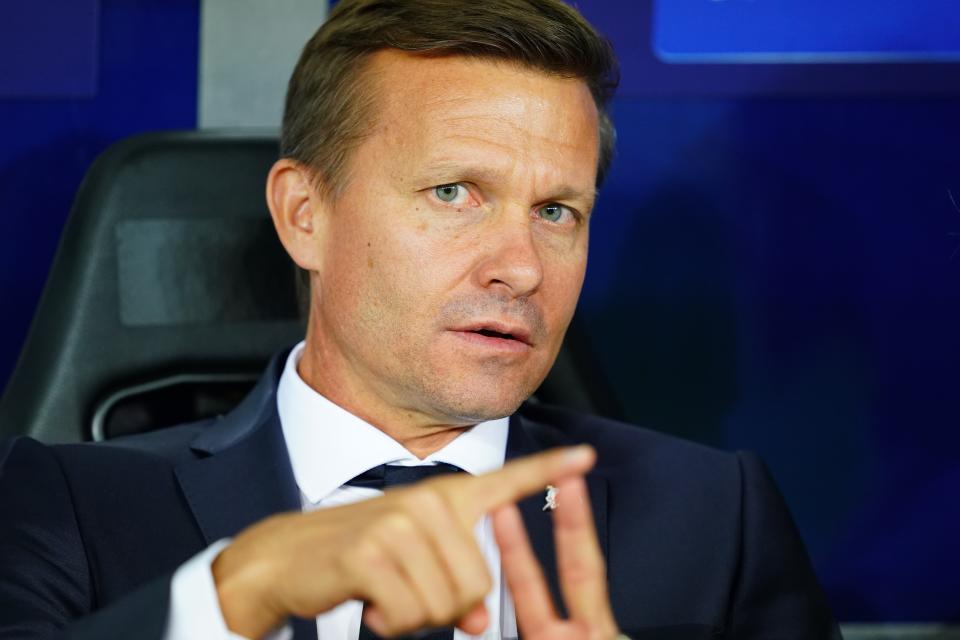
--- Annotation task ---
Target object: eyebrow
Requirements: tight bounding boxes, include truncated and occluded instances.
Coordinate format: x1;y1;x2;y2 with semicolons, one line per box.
416;160;504;186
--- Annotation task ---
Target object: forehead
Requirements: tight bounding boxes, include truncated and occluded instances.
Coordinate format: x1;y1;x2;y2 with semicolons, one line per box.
360;50;600;189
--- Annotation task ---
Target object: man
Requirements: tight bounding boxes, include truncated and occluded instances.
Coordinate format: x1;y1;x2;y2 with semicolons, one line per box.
0;1;840;639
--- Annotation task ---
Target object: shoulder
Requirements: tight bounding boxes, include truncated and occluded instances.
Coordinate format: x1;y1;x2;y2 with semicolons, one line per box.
0;417;215;490
516;401;741;477
99;417;216;459
0;418;218;549
515;401;754;524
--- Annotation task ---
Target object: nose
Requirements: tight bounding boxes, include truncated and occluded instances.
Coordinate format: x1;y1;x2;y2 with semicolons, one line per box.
473;210;544;298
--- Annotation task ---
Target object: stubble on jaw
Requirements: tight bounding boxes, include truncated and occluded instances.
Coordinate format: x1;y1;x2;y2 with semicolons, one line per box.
361;296;555;427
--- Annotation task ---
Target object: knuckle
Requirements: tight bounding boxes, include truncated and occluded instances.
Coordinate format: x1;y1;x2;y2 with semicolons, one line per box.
425;592;455;626
388;602;425;635
349;537;388;569
564;559;601;586
421;485;450;511
380;511;417;538
461;570;493;604
424;609;447;629
403;485;447;516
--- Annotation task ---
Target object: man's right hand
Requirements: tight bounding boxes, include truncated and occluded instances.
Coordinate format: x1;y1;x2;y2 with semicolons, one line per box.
211;445;596;639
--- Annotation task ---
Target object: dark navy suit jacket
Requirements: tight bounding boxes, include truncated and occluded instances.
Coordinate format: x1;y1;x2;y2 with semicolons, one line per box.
0;354;840;639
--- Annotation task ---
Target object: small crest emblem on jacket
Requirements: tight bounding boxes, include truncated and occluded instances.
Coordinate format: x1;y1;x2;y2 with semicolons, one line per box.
543;485;558;511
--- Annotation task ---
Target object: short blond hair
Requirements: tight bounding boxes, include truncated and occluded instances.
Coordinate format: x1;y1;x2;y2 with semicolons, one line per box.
281;0;619;195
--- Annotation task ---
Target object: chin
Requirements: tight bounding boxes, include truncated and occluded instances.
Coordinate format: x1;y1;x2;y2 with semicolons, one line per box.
406;353;553;424
421;376;538;425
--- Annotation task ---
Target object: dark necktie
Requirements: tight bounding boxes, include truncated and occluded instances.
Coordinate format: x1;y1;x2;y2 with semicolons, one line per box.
346;462;464;490
346;462;464;640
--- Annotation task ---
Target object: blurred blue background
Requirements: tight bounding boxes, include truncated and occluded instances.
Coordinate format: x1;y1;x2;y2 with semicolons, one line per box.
1;0;958;624
653;0;960;63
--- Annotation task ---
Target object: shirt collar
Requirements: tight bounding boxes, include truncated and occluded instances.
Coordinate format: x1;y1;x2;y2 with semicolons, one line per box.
277;342;509;504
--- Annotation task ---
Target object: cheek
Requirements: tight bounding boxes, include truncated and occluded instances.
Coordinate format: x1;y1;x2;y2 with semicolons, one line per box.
545;271;585;330
389;217;480;282
352;228;465;326
542;240;588;309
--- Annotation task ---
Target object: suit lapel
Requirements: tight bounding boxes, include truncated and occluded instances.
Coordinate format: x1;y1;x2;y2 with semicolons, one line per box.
174;353;317;640
175;355;301;544
174;411;301;543
506;411;609;619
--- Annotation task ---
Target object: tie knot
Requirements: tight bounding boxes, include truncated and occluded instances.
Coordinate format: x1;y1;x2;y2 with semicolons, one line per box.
345;462;464;490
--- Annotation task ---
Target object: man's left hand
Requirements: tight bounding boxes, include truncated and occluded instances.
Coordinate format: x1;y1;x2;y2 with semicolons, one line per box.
493;475;621;640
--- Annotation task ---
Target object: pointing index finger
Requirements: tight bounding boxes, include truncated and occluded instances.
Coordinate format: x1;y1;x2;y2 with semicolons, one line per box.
449;446;596;522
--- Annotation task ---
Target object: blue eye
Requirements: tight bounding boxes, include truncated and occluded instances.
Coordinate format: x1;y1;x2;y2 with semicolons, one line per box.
538;203;569;223
434;184;463;203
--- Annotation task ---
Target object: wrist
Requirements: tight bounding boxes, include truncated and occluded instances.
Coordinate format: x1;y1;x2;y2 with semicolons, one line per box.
213;542;286;639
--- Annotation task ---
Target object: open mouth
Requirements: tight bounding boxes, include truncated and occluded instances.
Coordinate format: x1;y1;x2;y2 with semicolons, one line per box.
450;322;533;351
473;328;518;341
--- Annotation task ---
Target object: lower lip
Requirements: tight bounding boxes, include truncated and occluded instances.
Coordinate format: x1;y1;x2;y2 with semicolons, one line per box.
449;330;532;354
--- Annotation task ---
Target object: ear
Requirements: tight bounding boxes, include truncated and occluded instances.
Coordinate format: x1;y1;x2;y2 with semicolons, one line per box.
266;158;328;272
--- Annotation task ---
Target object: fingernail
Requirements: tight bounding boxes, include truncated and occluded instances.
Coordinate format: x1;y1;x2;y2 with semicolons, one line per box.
565;445;593;463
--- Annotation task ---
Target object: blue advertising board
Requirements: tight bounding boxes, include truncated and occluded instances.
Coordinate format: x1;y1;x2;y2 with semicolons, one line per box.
654;0;960;63
576;2;960;96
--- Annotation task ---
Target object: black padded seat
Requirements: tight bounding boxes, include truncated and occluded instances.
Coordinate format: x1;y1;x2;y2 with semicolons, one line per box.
0;131;302;443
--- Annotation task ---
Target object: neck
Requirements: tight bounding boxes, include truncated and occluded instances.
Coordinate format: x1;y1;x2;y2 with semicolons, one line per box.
297;332;470;459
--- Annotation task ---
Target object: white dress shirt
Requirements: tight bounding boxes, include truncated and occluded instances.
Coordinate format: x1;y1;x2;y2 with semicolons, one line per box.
165;342;518;639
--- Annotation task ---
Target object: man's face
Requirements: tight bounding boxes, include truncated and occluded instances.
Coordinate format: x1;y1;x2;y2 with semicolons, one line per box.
309;50;600;427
